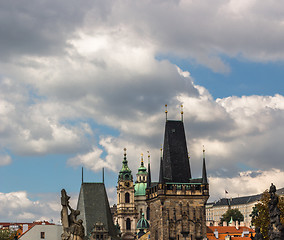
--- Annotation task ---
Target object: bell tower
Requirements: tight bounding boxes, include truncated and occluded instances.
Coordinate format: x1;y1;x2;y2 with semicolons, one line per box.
117;148;138;239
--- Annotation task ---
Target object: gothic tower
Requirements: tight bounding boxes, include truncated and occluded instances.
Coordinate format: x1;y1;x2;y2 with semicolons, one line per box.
146;119;209;240
116;148;138;239
134;153;148;220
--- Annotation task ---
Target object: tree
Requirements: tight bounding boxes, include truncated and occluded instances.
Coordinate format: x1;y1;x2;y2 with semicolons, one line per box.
221;208;244;223
251;190;284;239
0;229;18;240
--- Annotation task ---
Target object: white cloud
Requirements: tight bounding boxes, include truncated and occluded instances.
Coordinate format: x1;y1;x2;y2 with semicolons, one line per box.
0;191;61;222
209;169;284;201
0;154;12;166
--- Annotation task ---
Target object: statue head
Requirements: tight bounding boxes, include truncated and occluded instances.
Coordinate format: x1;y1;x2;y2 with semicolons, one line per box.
74;210;80;216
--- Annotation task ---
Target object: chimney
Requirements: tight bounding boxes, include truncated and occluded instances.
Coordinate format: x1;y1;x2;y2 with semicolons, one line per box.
236;221;239;230
223;221;227;227
240;221;245;227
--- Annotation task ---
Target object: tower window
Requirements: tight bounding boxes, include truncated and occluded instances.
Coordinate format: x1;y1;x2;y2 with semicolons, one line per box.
125;192;130;203
126;218;131;230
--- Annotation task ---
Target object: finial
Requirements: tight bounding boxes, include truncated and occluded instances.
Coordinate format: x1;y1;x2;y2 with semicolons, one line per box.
181;104;184;121
203;145;205;159
147;151;150;164
165;104;168;121
188;154;190;160
141;153;144;165
160;145;163;158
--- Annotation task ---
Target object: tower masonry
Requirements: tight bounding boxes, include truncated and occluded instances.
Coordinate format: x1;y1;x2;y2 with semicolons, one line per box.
146;120;209;240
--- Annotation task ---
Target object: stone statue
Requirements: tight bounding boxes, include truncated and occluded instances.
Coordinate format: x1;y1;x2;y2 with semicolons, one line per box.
61;189;85;240
268;183;284;240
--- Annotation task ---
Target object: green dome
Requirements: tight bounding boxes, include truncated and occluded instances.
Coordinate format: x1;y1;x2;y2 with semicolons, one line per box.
118;149;133;182
134;182;147;196
138;165;147;174
136;213;150;230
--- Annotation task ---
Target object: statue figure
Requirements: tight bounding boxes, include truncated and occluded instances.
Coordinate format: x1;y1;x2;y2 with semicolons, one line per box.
268;183;284;240
61;189;85;240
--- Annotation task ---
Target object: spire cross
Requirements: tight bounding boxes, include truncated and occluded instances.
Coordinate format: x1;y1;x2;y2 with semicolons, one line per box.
165;104;168;121
141;153;144;166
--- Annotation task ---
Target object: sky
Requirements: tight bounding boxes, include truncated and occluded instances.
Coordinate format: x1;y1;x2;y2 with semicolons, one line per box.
1;0;284;223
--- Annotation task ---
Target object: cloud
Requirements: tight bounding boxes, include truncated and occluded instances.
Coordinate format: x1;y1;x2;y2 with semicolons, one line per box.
209;169;284;201
0;191;61;223
0;153;12;166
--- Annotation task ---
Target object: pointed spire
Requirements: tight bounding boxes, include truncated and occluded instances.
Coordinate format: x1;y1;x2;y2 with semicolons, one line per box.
181;104;184;122
140;153;144;167
118;148;132;181
165;104;168;121
188;154;192;179
82;166;84;184
202;146;208;184
159;147;164;184
147;151;151;188
102;167;105;184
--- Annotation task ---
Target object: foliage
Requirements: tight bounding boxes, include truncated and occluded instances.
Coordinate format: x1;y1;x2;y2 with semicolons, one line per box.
251;190;284;239
0;229;18;240
221;208;244;223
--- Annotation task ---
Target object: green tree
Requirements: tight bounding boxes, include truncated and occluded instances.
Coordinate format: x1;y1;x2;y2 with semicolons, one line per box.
251;190;284;239
0;229;18;240
221;208;244;223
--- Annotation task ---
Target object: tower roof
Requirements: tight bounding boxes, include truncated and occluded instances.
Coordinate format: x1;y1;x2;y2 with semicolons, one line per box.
159;120;191;183
202;148;208;184
137;154;147;175
76;183;119;239
118;148;133;182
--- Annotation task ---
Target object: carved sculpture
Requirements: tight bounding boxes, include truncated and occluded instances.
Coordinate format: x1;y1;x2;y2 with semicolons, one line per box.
61;189;85;240
268;183;284;240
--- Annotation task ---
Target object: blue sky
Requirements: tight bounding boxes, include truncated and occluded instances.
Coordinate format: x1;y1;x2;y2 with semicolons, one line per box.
0;0;284;222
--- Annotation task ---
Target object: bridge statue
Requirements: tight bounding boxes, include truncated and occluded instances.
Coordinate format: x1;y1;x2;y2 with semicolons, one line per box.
61;189;85;240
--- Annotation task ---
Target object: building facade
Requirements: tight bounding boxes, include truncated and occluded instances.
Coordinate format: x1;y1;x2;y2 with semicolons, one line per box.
206;187;284;226
146;119;209;240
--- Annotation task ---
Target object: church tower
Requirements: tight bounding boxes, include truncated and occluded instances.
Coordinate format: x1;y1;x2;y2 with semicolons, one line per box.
146;115;209;240
117;148;138;239
134;153;148;220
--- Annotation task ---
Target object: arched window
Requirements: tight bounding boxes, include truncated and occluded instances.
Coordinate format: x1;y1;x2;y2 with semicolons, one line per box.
146;207;150;220
126;218;131;230
125;192;130;203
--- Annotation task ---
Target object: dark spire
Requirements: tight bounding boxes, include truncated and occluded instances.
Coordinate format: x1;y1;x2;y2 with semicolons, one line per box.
82;167;84;184
146;151;151;188
102;167;105;184
202;146;208;184
161;120;191;183
159;147;164;184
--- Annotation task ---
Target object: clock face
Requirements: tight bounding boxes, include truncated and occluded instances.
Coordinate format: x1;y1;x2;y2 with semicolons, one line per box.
125;182;130;187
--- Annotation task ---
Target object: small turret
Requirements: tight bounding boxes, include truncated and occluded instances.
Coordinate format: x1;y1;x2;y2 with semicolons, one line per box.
146;152;151;188
202;146;208;184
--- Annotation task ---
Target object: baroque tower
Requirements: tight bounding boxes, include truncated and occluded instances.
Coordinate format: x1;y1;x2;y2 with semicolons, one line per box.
116;148;138;239
134;153;148;220
146;117;209;240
